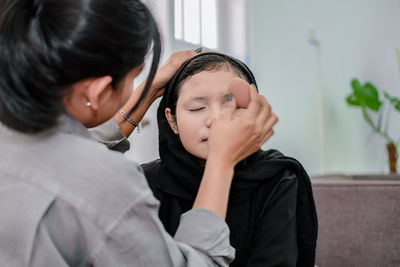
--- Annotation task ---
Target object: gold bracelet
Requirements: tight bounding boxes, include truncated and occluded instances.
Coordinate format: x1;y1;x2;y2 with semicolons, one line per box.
119;109;140;133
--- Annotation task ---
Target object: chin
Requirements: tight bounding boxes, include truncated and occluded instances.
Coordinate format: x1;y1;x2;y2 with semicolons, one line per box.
190;151;207;165
196;149;208;161
192;152;207;160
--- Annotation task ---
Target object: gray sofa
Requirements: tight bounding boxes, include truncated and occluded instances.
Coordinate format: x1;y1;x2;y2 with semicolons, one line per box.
312;175;400;267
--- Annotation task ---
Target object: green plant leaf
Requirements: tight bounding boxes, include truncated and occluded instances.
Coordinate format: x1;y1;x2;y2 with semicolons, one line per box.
351;79;362;92
346;94;361;106
353;82;382;112
364;83;379;99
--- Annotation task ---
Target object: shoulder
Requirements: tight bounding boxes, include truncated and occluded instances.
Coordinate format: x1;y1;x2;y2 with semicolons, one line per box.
254;149;306;180
256;169;298;208
246;150;300;206
142;159;162;176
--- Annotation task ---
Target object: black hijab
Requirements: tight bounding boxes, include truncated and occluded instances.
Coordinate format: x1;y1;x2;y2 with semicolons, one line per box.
154;52;318;266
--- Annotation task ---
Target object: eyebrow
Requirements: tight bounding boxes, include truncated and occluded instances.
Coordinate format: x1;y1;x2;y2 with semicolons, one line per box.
188;97;207;102
187;93;231;102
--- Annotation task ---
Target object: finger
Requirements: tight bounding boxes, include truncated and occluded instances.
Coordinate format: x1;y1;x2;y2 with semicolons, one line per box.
263;103;274;128
246;85;265;117
261;129;275;144
260;96;272;114
254;96;272;128
174;49;214;71
262;112;278;133
260;113;278;143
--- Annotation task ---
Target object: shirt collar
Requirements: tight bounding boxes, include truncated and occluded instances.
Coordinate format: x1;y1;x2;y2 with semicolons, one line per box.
57;112;97;141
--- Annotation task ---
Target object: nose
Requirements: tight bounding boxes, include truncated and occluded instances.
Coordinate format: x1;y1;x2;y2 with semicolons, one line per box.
205;109;218;128
205;118;212;128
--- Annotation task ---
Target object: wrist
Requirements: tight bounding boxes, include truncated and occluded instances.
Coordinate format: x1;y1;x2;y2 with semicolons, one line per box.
119;109;141;132
195;153;235;219
206;152;236;174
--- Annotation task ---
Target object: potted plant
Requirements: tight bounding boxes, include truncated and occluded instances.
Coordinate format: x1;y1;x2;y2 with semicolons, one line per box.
346;79;399;173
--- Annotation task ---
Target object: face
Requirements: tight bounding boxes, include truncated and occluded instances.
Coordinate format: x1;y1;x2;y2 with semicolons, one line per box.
103;65;144;117
166;69;238;162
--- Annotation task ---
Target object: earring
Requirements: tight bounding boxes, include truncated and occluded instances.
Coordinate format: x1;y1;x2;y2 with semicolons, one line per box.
86;102;92;107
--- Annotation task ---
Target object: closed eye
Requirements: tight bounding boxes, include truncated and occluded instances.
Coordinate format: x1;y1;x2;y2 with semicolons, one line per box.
189;107;205;112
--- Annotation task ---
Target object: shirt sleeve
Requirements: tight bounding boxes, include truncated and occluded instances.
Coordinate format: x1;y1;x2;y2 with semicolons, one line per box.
89;118;130;153
246;172;298;267
92;193;235;267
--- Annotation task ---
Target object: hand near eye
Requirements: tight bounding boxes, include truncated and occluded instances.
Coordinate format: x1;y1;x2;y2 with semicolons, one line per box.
207;84;278;167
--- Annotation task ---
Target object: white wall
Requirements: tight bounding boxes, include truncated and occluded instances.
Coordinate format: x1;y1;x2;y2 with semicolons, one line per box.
126;0;400;176
216;0;247;60
247;0;400;175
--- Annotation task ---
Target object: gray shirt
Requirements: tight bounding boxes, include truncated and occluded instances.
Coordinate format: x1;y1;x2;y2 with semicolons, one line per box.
0;114;234;267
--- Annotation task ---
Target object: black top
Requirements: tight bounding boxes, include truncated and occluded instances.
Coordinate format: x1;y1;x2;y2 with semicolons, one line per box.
142;149;317;267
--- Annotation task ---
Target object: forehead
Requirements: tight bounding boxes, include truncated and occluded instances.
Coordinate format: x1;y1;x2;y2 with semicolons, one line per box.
179;70;238;97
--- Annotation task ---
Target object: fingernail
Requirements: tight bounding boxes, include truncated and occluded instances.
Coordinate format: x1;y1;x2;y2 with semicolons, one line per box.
226;93;233;102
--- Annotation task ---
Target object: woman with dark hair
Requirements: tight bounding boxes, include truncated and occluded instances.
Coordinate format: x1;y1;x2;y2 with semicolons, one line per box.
0;1;277;266
138;52;318;267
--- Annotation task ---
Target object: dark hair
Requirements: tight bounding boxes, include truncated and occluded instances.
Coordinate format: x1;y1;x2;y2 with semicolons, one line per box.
164;52;258;115
0;0;161;133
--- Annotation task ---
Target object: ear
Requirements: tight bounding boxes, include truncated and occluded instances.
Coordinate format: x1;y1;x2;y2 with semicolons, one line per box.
165;108;179;134
86;75;113;110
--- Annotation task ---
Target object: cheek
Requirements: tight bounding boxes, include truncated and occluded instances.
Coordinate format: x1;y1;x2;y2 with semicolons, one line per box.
176;112;203;146
177;114;200;137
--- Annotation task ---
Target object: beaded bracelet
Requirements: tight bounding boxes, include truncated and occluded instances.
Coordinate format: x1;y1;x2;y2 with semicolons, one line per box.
119;109;140;133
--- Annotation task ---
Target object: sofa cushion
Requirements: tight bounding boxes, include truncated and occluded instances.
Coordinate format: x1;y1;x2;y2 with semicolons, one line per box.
312;176;400;267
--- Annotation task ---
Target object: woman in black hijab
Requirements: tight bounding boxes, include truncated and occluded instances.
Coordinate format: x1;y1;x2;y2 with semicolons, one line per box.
142;52;318;267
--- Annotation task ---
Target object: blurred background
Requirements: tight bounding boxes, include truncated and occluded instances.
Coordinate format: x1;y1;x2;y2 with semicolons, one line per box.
126;0;400;177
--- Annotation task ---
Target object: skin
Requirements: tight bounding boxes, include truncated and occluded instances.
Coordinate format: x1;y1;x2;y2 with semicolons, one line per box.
64;65;144;128
165;70;239;165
